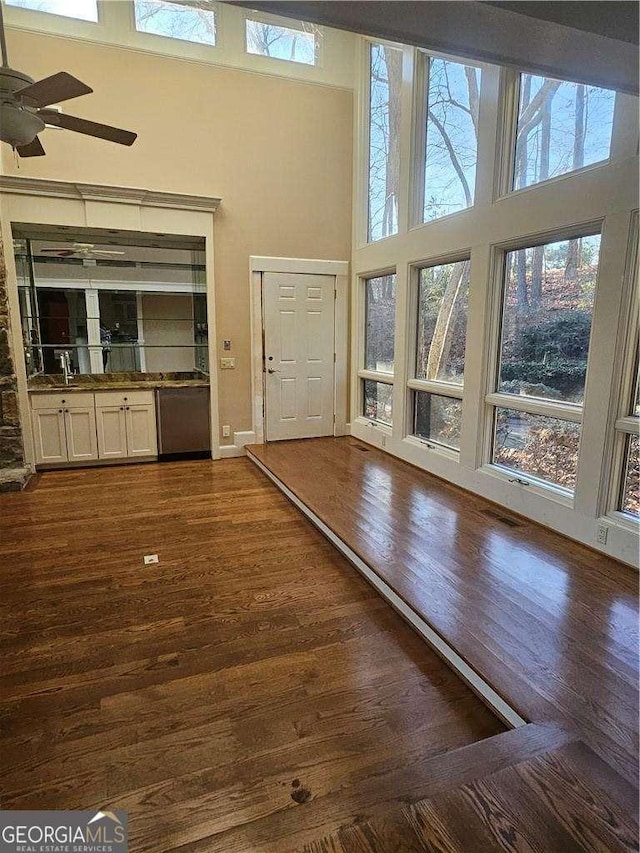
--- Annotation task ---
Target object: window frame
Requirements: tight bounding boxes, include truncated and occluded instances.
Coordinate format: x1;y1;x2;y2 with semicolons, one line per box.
497;68;619;200
483;223;604;498
131;0;218;48
606;219;639;525
412;49;484;228
4;0;101;25
242;8;322;67
358;270;396;429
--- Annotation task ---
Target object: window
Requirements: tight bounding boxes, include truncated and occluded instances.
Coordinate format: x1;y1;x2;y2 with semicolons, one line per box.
368;43;403;243
493;408;581;490
498;235;600;405
361;274;396;426
365;274;396;373
513;74;615;191
620;434;639;518
5;0;98;21
408;260;469;451
414;392;462;450
490;232;601;492
245;17;317;65
134;0;216;46
423;56;481;222
363;380;393;426
416;260;470;384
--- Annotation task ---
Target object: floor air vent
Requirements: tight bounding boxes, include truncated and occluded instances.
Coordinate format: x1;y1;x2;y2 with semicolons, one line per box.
350;444;370;452
481;509;520;527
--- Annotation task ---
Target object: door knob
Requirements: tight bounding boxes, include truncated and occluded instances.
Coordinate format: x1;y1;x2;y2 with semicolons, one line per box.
267;368;282;374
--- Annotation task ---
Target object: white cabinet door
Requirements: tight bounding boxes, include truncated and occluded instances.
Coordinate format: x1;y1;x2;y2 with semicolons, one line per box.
125;404;157;457
96;406;128;459
64;407;98;462
31;408;67;465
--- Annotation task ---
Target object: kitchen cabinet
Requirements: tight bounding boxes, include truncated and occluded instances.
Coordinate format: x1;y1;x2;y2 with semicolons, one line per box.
31;392;98;465
94;391;157;459
30;389;157;466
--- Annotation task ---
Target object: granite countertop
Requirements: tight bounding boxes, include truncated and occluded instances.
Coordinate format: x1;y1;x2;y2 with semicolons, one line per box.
28;380;210;394
27;372;210;393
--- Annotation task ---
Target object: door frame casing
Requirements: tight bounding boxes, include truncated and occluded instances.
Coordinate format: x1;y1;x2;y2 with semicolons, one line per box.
250;256;349;444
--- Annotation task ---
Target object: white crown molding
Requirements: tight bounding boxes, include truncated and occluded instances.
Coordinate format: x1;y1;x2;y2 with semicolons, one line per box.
0;175;222;213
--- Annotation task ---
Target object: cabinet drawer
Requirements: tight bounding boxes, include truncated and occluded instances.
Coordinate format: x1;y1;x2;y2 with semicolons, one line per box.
94;390;155;407
31;392;95;411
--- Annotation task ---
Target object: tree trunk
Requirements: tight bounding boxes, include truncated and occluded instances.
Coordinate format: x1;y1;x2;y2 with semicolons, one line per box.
426;262;469;380
382;47;402;237
565;86;586;285
531;97;552;308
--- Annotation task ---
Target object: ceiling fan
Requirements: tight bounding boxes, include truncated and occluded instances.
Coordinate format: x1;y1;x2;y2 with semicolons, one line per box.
0;2;136;157
39;243;126;258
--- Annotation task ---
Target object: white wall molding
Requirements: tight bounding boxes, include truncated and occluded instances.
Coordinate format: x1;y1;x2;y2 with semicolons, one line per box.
219;429;257;458
0;176;221;213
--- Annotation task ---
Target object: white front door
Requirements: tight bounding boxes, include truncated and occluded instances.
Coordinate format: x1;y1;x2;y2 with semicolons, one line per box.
263;272;335;441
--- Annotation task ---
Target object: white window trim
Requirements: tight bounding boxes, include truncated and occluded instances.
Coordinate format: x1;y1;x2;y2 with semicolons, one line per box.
131;0;219;50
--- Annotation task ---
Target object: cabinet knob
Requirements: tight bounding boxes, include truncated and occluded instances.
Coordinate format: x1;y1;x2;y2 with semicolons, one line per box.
61;399;66;404
126;406;130;410
58;409;63;413
124;396;128;401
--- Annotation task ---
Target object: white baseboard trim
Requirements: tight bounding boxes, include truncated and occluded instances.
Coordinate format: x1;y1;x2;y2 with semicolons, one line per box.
246;448;527;731
219;430;257;458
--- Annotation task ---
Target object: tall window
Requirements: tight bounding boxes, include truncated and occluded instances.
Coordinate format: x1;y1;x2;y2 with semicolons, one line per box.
245;17;318;65
134;0;216;45
614;332;639;519
491;233;601;490
410;259;470;451
368;43;403;243
6;0;98;21
423;56;481;222
513;74;615;191
361;274;396;425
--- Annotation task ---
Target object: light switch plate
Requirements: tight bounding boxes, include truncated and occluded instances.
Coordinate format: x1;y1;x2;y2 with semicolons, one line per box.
220;357;236;369
144;554;159;565
222;425;231;437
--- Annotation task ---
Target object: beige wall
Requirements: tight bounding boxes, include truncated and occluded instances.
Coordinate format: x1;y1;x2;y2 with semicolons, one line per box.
2;29;353;440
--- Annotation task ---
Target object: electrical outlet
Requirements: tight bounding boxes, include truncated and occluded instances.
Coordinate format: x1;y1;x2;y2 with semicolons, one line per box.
223;340;231;351
144;554;159;565
222;425;231;438
220;357;236;369
596;524;608;545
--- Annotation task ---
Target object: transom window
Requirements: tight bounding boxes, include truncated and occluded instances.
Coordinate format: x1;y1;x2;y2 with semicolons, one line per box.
134;0;216;45
513;74;615;191
6;0;98;21
245;17;318;65
422;56;481;222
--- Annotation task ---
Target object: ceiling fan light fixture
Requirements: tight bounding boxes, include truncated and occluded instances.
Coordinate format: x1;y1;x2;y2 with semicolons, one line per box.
1;102;44;147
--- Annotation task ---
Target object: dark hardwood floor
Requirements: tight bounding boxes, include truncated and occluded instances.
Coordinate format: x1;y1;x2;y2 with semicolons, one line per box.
246;439;639;792
0;459;507;852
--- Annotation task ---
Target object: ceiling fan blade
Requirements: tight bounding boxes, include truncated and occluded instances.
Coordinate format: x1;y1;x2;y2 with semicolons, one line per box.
15;72;93;108
39;110;137;146
16;136;45;157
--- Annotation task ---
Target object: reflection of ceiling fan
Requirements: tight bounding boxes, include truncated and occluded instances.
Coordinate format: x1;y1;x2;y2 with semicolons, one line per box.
0;2;136;156
39;243;126;258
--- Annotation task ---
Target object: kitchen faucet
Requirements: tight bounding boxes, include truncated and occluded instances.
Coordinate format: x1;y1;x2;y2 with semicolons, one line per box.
58;350;74;385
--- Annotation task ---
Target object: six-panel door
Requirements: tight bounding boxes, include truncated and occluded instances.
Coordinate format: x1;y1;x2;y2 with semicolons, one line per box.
263;272;336;441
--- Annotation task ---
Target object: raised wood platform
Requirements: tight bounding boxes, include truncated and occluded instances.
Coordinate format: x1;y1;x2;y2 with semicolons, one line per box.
246;436;639;845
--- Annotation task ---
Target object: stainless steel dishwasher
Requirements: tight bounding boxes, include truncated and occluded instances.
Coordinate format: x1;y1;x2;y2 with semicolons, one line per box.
156;386;211;460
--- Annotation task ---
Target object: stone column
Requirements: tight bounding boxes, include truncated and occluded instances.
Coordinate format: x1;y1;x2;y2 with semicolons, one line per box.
0;229;29;491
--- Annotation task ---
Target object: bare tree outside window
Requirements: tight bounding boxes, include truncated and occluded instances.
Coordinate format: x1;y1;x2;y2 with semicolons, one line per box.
246;19;317;65
416;260;470;384
621;434;640;517
423;58;480;222
499;235;600;405
364;274;396;374
414;392;462;450
363;380;393;425
134;0;216;45
368;44;403;242
514;75;615;191
6;0;97;20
